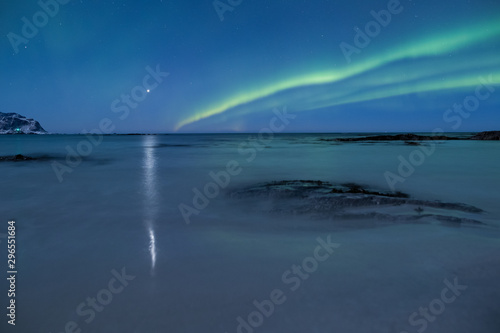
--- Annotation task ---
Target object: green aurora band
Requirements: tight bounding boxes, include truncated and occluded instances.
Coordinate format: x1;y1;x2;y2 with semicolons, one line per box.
175;20;500;131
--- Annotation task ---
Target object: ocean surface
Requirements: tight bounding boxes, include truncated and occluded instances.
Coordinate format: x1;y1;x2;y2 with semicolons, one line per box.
1;134;499;333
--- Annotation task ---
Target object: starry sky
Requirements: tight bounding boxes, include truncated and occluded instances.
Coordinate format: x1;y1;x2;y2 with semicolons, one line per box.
1;0;499;133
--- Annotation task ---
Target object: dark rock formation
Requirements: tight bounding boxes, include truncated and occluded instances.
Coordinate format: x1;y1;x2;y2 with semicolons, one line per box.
469;131;500;140
229;180;485;226
336;133;459;142
0;154;57;162
0;154;36;161
333;131;500;142
0;112;47;134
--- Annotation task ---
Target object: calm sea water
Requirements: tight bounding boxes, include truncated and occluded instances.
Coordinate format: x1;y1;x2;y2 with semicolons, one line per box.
1;134;499;333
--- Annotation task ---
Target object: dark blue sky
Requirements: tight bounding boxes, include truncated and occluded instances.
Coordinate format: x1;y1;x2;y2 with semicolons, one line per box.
1;0;499;133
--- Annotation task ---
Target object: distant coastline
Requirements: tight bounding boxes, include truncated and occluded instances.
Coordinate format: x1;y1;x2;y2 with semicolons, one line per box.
3;131;499;140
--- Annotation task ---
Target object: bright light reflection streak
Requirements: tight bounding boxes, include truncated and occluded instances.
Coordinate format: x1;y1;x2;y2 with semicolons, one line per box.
142;136;158;276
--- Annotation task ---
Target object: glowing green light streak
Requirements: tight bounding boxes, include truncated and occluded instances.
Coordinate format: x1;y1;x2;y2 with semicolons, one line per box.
175;20;500;131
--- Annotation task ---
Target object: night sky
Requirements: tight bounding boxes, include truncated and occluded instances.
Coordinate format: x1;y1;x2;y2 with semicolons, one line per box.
1;0;499;133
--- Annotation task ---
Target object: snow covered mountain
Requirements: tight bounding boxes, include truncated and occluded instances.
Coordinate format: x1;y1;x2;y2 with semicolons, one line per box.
0;112;47;134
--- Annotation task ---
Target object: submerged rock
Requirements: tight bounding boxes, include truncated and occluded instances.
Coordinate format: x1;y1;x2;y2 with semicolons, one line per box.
229;180;485;226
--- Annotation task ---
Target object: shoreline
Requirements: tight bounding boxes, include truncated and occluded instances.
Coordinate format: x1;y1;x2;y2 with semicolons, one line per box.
1;130;499;140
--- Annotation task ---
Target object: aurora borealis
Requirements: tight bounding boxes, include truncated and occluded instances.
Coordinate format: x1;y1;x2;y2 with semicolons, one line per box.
1;0;499;133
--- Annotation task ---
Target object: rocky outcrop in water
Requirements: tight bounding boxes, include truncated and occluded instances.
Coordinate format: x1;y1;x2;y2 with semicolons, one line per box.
334;131;500;142
0;154;58;162
230;180;485;226
336;133;459;142
0;112;47;134
0;154;36;161
469;131;500;140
